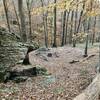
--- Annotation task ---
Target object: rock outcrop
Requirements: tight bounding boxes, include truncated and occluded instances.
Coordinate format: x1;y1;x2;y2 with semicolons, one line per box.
0;28;39;82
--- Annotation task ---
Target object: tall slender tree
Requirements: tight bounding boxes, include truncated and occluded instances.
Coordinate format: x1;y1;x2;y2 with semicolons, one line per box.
73;0;85;47
92;16;96;45
84;15;92;56
61;0;67;46
65;10;70;44
3;0;11;32
69;10;74;44
18;0;27;42
26;0;33;42
84;0;93;57
74;0;78;37
12;0;21;34
40;0;48;48
53;0;57;47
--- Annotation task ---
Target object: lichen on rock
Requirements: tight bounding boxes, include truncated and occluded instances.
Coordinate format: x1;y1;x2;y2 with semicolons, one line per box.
0;28;39;82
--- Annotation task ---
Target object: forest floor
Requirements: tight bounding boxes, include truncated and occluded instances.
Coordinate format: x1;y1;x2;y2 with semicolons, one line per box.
0;44;99;100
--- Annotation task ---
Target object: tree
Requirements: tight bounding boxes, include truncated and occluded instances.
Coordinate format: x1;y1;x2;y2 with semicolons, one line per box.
83;16;91;57
40;0;48;48
61;0;67;46
73;0;78;47
12;0;21;34
73;0;85;47
65;10;70;44
18;0;27;42
69;10;74;44
74;0;78;35
92;16;96;45
53;0;57;47
64;0;74;45
3;0;11;32
84;0;93;57
26;0;33;43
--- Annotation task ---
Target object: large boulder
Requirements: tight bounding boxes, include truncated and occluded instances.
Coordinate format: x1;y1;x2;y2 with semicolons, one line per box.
4;65;48;83
0;28;39;82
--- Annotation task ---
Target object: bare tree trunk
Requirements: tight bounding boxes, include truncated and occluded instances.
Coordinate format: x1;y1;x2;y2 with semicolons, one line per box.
50;17;53;46
18;0;27;42
69;10;74;44
44;15;48;48
12;0;21;34
73;0;78;47
84;18;91;57
65;11;70;44
61;10;66;46
74;0;78;36
92;16;96;45
76;0;85;33
40;0;48;48
84;0;93;57
84;34;89;57
73;0;85;47
53;0;57;47
3;0;11;32
97;41;100;73
26;0;33;43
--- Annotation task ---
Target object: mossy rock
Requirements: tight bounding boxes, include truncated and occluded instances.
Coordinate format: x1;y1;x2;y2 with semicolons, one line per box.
36;66;49;76
0;71;6;82
13;76;28;83
0;29;39;82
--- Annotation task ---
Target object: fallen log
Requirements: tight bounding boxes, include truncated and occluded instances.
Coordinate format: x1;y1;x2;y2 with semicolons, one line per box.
69;60;79;64
73;74;100;100
81;54;96;62
69;54;96;64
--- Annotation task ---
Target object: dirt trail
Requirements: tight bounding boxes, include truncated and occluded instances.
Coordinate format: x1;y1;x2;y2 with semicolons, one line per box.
29;47;83;73
29;46;97;99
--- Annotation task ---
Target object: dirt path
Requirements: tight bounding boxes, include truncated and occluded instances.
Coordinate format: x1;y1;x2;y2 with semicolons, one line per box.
0;46;98;100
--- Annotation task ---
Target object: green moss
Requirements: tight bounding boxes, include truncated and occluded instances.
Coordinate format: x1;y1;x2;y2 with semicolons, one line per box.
0;29;39;82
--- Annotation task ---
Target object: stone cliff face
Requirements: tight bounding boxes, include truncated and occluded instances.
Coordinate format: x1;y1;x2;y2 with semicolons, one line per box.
0;30;26;68
0;28;39;81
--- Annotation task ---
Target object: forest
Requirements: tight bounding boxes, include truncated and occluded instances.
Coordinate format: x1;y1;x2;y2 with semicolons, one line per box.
0;0;100;100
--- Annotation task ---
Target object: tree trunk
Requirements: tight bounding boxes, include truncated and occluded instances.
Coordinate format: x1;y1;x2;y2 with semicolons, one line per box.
12;0;21;35
73;0;78;47
18;0;27;42
53;0;57;47
76;0;85;33
84;34;89;57
92;16;96;45
65;11;70;44
84;18;91;57
26;0;32;43
73;0;85;47
40;0;48;48
69;10;74;44
61;10;66;46
74;0;78;35
3;0;11;32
